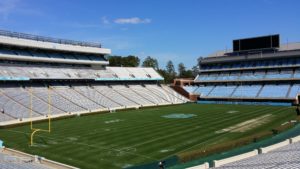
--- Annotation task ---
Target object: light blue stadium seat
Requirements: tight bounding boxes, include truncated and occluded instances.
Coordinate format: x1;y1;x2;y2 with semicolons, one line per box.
294;70;300;78
259;85;290;98
265;72;292;79
183;86;198;94
208;85;236;97
227;74;239;80
232;85;261;98
288;84;300;98
194;86;214;97
197;74;217;81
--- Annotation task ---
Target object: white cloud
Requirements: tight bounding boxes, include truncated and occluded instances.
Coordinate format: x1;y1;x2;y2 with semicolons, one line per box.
0;0;19;19
114;17;151;24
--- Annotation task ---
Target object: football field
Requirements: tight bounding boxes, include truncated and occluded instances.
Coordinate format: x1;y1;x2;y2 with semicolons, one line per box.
0;103;297;169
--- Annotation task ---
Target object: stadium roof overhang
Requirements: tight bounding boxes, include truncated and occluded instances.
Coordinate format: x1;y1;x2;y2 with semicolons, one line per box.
194;78;300;84
0;53;109;65
0;35;111;55
200;50;300;64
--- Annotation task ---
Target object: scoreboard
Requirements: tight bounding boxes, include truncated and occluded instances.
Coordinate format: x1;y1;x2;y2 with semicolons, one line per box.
233;34;280;52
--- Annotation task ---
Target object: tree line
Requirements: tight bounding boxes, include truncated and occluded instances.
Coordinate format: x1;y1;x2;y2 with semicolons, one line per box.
108;55;200;83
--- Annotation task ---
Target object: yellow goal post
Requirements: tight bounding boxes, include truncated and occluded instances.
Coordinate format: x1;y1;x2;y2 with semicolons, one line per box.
30;86;52;146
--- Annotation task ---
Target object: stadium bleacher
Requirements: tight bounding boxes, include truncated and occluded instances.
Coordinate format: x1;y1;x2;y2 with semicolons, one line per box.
232;85;261;98
184;36;300;103
0;83;187;123
208;85;236;97
0;63;164;80
74;86;121;108
112;85;155;105
215;141;300;169
192;84;297;99
93;85;139;107
183;86;198;94
259;85;290;98
0;152;50;169
129;85;170;104
0;29;188;125
53;86;103;111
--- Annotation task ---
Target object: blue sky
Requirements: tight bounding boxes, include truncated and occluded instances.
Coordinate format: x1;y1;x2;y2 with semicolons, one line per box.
0;0;300;69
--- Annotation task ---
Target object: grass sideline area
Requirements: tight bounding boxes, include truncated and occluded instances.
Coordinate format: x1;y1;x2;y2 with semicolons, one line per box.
0;103;297;169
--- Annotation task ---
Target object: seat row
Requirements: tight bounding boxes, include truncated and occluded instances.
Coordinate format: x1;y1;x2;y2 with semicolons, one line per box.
201;57;300;71
0;84;188;122
0;63;162;80
196;69;300;82
184;84;300;99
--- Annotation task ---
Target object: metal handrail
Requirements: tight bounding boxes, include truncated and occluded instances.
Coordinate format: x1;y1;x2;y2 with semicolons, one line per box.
0;29;101;48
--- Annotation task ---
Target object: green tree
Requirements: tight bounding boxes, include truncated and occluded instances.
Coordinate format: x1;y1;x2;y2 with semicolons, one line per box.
156;69;167;84
108;55;122;66
181;70;194;78
178;62;186;77
166;60;176;76
164;60;176;83
108;55;140;67
122;55;140;67
142;56;159;70
177;63;196;78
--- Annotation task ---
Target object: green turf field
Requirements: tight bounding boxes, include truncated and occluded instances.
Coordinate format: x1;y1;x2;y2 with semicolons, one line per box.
0;103;297;169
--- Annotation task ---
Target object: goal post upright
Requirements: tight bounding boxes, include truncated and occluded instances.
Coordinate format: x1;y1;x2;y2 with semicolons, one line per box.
48;86;51;132
30;86;52;146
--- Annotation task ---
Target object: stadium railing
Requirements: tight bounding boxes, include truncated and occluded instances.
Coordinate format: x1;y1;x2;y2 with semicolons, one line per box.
0;29;101;48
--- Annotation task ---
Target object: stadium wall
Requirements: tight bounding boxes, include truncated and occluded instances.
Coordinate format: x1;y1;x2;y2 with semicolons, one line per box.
259;139;290;154
213;150;258;167
186;162;209;169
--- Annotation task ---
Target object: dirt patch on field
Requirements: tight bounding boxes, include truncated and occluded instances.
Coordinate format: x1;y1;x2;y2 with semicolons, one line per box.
216;114;273;133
